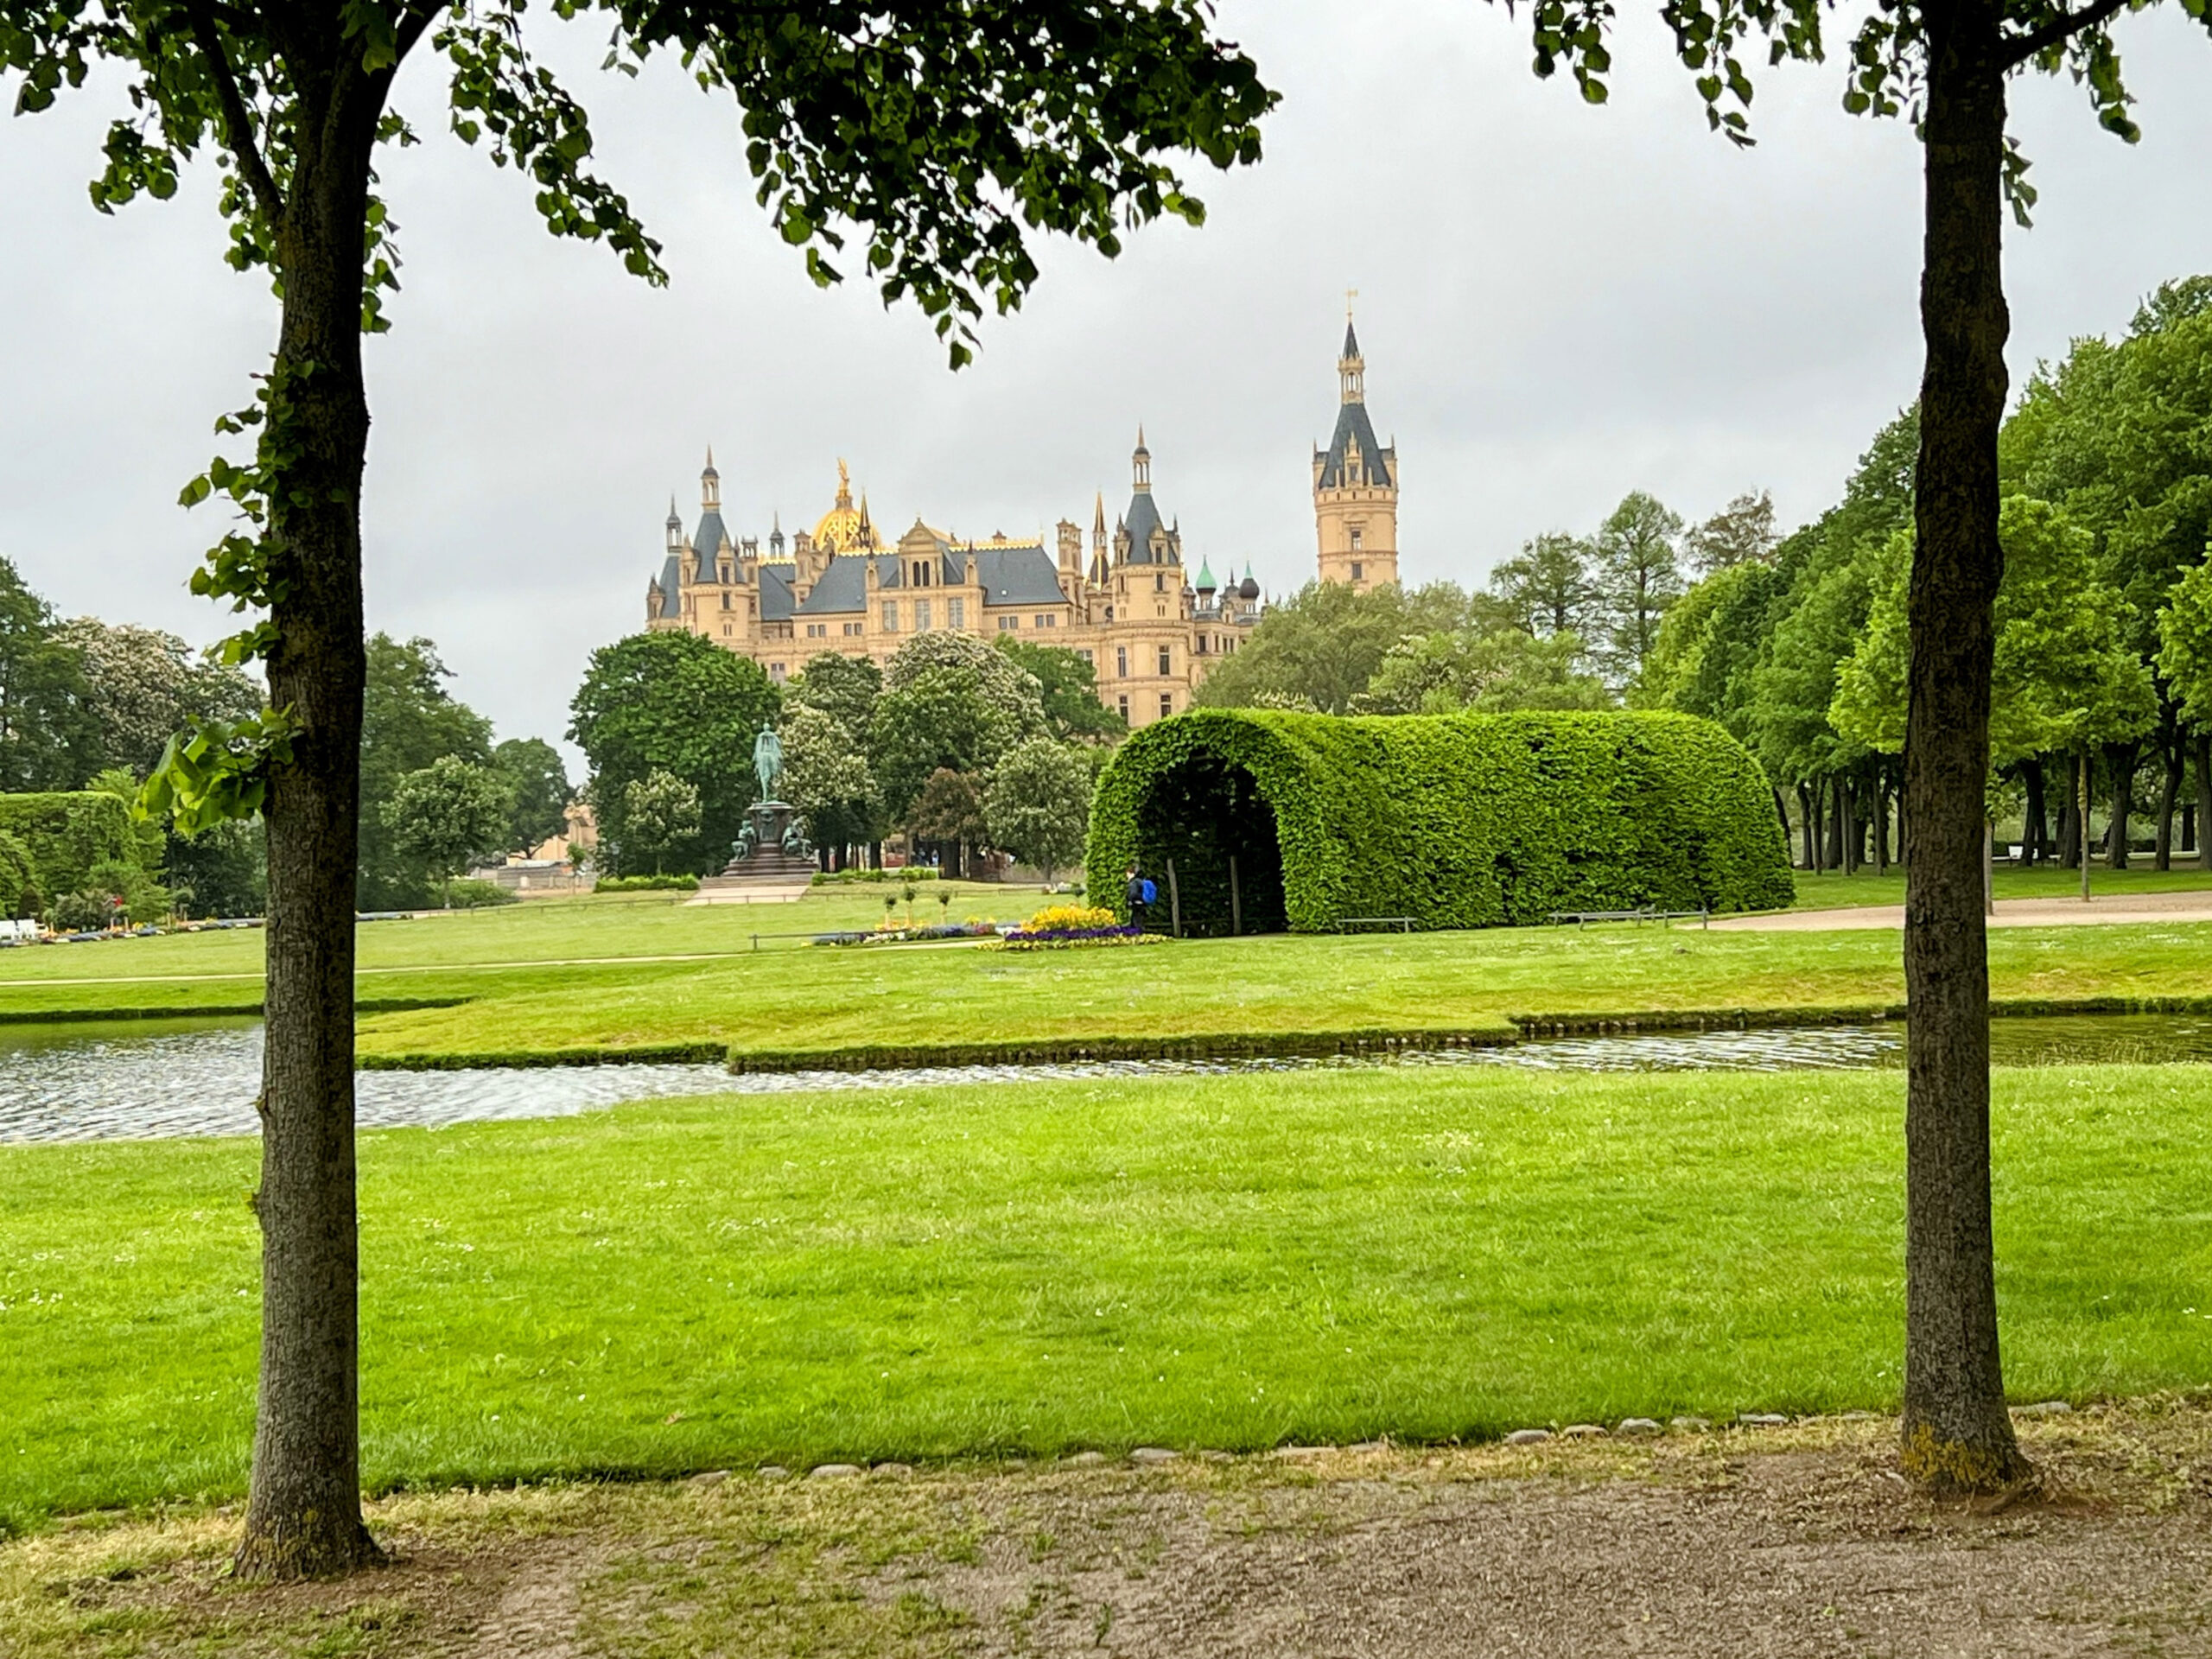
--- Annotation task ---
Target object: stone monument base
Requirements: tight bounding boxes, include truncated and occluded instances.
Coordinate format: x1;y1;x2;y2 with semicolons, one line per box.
719;800;817;882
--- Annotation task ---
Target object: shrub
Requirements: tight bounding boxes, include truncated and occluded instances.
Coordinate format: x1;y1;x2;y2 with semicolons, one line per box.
0;791;138;898
0;830;34;918
50;888;118;931
808;868;938;885
594;874;700;893
1084;709;1793;933
442;879;518;908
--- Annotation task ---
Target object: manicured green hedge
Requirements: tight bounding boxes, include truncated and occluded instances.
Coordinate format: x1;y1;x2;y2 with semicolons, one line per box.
594;874;700;893
1084;709;1793;932
0;830;34;916
0;791;139;899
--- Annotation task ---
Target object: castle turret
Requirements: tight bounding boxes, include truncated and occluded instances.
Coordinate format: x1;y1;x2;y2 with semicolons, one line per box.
1313;311;1398;593
701;448;721;512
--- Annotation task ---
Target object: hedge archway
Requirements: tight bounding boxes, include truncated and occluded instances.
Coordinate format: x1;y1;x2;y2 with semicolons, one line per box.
1084;709;1793;932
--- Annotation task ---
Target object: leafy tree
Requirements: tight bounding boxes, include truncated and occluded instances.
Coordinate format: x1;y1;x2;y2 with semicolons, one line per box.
995;636;1125;741
0;555;93;791
1592;492;1685;686
1192;582;1513;715
359;635;492;909
984;738;1093;882
1356;629;1610;715
1835;505;2156;772
490;737;570;855
906;766;988;874
381;755;507;906
884;630;1046;753
164;816;266;919
1489;532;1599;636
1481;0;2212;1489
1636;561;1783;728
870;666;1007;822
569;632;779;877
54;617;259;778
0;829;34;918
785;651;884;741
1685;491;1779;574
5;0;1272;1572
2158;560;2212;732
780;700;881;859
618;769;702;877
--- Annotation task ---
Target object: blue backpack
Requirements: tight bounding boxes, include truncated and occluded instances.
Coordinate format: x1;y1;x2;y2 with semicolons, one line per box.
1141;878;1157;905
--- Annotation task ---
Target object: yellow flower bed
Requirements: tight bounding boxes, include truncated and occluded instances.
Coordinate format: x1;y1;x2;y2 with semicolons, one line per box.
1020;903;1121;933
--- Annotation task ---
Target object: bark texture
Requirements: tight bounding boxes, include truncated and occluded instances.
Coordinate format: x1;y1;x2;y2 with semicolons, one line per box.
2104;741;2136;869
234;36;387;1580
1899;0;2030;1497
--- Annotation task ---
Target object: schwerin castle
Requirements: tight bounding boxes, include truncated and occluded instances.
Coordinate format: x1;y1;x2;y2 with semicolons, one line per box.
645;322;1400;728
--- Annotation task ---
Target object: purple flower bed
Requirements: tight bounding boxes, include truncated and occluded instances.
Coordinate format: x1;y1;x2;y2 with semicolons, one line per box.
1003;925;1146;944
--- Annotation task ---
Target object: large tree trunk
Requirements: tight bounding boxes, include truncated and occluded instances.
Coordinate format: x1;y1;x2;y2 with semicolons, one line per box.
2155;728;2183;871
2020;756;2046;866
235;55;385;1580
2196;732;2212;871
2104;741;2137;870
1898;0;2029;1496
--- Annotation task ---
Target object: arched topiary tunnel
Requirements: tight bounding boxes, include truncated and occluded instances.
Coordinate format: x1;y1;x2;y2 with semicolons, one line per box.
1085;709;1794;933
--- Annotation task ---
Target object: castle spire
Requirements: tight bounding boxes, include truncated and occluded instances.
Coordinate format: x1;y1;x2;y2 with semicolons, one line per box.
1338;319;1364;405
701;447;721;511
1131;428;1151;493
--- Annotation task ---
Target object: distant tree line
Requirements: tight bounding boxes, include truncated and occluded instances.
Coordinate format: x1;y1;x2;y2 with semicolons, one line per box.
568;629;1109;884
0;555;571;917
1645;276;2212;874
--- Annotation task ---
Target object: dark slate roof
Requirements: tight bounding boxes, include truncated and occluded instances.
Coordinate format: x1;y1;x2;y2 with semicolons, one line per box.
1344;319;1361;359
791;554;888;615
691;509;732;582
1122;488;1169;563
759;562;795;622
655;556;683;618
972;543;1063;605
1317;399;1393;490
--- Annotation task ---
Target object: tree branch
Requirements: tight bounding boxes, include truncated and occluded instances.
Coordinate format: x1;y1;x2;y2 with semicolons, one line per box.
393;3;440;63
185;0;286;229
1999;0;2133;70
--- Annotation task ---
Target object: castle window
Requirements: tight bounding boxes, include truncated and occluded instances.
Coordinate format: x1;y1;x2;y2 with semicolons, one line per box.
881;601;899;632
1196;634;1206;654
1350;527;1363;550
806;622;826;638
1351;562;1363;582
721;624;731;637
1116;646;1128;678
948;598;965;629
1035;613;1055;629
1078;649;1094;664
1157;646;1172;677
1154;573;1165;593
721;591;731;609
914;599;931;631
1117;694;1129;721
1160;693;1173;720
771;663;787;681
999;614;1018;631
1105;605;1115;621
843;621;862;637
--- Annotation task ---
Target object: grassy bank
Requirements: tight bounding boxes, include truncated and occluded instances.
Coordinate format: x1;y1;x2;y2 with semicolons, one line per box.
5;1062;2208;1528
1791;862;2212;909
6;877;2212;1066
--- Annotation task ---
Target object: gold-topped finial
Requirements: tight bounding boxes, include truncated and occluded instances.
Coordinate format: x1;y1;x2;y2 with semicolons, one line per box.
1345;287;1358;321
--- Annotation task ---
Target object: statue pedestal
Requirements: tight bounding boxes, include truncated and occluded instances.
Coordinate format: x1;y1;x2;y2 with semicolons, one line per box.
721;800;815;880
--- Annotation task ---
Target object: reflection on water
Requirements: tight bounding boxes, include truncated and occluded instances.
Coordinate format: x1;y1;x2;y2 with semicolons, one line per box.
0;1012;2207;1146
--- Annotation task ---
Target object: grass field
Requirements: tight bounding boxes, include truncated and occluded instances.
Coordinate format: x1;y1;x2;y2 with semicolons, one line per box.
1792;862;2212;909
9;874;2212;1063
5;1060;2209;1529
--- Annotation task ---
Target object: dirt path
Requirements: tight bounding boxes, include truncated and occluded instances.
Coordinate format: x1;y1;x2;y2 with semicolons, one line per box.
1715;887;2212;931
6;1400;2208;1656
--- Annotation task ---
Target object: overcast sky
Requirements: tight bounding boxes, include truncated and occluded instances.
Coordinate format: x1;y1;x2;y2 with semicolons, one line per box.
3;3;2209;770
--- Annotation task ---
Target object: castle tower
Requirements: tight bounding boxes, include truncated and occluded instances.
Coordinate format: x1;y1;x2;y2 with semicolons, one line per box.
1313;313;1398;593
701;448;721;512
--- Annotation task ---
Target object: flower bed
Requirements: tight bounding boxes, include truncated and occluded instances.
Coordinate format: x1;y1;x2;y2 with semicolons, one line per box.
994;903;1166;950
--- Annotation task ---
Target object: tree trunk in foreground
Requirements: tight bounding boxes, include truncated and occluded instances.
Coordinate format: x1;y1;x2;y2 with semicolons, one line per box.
1899;0;2030;1497
2196;734;2212;871
2155;731;2183;871
236;58;384;1580
2104;741;2136;870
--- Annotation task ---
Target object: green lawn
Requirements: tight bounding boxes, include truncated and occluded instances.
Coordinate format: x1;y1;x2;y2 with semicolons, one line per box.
1791;862;2212;909
9;876;2212;1065
4;1061;2208;1529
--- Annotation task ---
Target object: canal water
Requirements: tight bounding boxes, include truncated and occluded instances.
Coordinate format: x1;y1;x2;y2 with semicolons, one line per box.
3;1013;2209;1146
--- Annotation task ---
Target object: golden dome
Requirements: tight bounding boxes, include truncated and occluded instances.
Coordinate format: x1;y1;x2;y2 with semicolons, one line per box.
810;459;877;553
